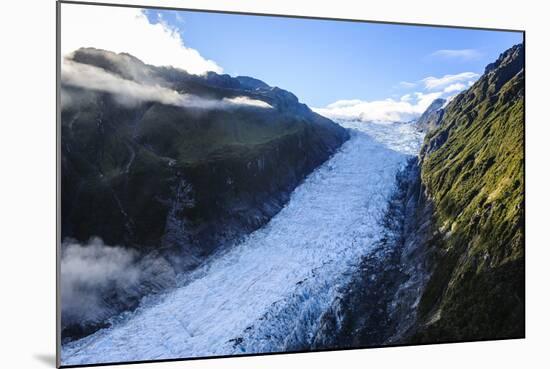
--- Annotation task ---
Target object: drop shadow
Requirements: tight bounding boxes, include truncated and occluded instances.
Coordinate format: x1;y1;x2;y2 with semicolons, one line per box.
33;353;56;367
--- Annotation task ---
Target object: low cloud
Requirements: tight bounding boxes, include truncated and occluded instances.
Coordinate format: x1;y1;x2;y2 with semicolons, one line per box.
430;49;482;61
422;72;479;90
61;4;221;75
313;92;442;123
60;238;177;333
223;96;273;108
60;238;142;327
61;58;271;110
314;69;479;123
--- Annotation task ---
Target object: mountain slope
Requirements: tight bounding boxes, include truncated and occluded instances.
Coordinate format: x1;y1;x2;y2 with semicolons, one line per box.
307;43;525;348
61;48;348;256
413;43;525;341
60;48;349;339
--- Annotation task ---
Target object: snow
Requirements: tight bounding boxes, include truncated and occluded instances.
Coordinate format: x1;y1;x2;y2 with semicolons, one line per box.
61;120;423;366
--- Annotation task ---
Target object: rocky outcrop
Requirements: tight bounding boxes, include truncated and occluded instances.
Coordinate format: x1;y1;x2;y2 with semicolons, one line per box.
416;98;445;132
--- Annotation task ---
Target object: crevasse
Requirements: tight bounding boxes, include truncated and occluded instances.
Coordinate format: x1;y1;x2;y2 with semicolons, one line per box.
61;121;423;366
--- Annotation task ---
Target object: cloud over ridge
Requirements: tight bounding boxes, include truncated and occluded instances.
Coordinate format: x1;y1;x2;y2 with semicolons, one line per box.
314;71;480;123
313;92;443;123
422;72;479;90
61;4;221;75
61;58;271;110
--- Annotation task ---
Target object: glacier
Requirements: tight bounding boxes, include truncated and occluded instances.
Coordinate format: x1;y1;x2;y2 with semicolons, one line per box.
61;120;423;366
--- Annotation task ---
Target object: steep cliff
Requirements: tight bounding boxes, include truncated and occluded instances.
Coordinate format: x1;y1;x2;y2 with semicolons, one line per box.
412;43;525;341
311;43;525;348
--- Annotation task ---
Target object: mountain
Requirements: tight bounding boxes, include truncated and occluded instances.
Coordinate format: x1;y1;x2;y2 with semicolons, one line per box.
413;43;525;341
416;98;446;132
60;48;349;339
62;48;349;257
310;43;524;348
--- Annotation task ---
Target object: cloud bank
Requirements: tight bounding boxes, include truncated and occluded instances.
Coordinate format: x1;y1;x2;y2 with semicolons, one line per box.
61;4;221;75
60;238;178;331
61;238;142;327
315;71;480;123
61;59;272;110
313;92;443;123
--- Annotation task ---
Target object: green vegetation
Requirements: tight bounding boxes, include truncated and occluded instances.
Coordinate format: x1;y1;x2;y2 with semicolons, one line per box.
413;44;524;341
61;48;348;255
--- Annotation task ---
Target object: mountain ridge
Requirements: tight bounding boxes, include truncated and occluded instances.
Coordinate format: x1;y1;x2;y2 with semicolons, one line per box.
310;43;525;347
413;42;525;341
60;47;349;340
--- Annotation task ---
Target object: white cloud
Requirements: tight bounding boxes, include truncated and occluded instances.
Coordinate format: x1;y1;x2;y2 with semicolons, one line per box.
400;94;413;102
61;238;141;326
313;92;442;123
430;49;482;60
443;83;467;93
399;81;417;88
422;72;479;90
62;59;271;110
314;69;481;123
60;237;177;328
223;96;273;109
61;4;222;75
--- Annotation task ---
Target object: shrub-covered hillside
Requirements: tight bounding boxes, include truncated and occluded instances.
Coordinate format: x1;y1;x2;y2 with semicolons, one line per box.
414;43;525;341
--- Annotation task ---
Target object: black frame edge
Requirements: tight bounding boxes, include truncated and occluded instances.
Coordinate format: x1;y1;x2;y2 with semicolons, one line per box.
57;0;525;33
56;1;62;368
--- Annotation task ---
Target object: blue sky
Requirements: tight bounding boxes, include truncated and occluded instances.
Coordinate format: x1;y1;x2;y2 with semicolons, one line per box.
144;9;522;108
62;3;523;122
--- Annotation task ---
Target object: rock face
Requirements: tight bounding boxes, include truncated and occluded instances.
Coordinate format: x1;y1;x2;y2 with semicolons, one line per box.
416;98;446;132
60;48;349;339
314;43;525;348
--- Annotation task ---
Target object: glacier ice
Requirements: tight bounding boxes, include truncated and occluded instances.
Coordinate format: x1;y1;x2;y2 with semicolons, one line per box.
61;120;423;365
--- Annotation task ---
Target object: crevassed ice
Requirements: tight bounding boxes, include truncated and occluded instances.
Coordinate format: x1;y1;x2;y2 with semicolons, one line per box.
61;120;423;366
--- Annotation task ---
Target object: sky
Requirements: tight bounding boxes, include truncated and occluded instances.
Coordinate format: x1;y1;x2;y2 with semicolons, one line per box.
61;3;523;122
